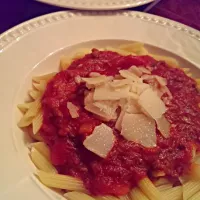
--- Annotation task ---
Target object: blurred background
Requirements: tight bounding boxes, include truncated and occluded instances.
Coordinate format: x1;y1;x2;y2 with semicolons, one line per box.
0;0;200;34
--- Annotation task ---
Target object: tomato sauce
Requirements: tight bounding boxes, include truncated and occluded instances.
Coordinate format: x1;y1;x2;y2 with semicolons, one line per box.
40;49;200;196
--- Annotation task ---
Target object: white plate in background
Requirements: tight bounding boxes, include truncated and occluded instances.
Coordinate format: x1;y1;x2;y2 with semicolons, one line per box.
0;10;200;200
36;0;154;10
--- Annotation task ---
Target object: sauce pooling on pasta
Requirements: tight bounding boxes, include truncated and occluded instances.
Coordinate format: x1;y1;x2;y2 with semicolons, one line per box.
40;49;200;196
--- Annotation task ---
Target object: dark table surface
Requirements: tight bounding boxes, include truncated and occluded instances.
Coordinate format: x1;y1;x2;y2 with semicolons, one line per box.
0;0;200;35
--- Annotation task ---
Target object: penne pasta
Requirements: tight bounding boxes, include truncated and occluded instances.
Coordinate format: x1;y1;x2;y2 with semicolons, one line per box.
36;170;85;192
150;54;179;67
154;178;170;187
18;98;41;128
17;102;33;113
18;116;34;127
72;48;91;60
60;55;73;71
30;147;57;173
157;183;173;192
30;142;50;160
188;190;200;200
29;89;42;100
64;191;95;200
162;186;182;200
33;80;47;92
119;42;146;55
130;187;149;200
96;196;120;200
138;177;162;200
32;72;56;83
183;180;200;200
119;194;131;200
105;47;133;56
32;110;43;135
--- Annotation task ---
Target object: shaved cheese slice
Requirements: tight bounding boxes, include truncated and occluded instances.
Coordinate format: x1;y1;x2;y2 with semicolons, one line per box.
83;123;115;158
67;102;79;118
85;104;117;121
115;110;125;131
138;88;166;119
156;115;170;138
109;79;132;88
129;66;143;77
93;101;118;117
119;70;139;81
136;82;150;95
84;92;94;105
121;113;156;147
82;75;113;86
125;98;141;114
94;84;130;101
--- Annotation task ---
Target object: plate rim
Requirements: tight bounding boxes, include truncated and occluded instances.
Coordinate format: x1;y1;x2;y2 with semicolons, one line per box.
0;10;200;52
36;0;154;10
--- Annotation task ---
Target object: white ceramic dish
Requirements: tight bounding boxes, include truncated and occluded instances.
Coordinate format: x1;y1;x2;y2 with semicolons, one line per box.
36;0;154;10
0;11;200;200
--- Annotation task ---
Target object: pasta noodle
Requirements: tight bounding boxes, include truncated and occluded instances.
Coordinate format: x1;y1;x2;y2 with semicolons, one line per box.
149;54;179;67
30;142;50;160
30;147;57;173
17;102;33;113
162;186;182;200
18;98;41;127
32;110;43;135
96;196;120;200
29;89;42;100
60;55;73;71
188;190;200;200
183;180;200;200
138;177;162;200
119;42;148;55
157;183;173;191
36;170;86;192
105;47;134;56
119;195;131;200
33;80;47;92
64;191;96;200
154;178;171;187
32;72;56;83
130;187;149;200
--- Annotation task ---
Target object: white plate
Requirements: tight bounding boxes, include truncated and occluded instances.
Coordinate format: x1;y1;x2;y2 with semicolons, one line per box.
36;0;154;10
0;11;200;200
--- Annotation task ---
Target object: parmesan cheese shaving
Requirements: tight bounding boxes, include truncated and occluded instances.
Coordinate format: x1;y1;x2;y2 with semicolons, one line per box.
94;84;131;101
67;102;79;118
83;123;115;158
138;88;166;119
156;115;170;138
119;70;139;81
85;104;117;121
129;66;143;77
121;113;156;147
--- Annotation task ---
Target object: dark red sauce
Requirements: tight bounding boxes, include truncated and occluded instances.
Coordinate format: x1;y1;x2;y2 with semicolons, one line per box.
40;49;200;196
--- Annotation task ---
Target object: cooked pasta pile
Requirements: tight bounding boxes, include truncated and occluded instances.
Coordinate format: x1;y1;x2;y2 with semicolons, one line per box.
18;43;200;200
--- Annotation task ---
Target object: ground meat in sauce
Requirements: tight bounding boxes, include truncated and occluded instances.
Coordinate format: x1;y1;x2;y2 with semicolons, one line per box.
40;49;200;196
